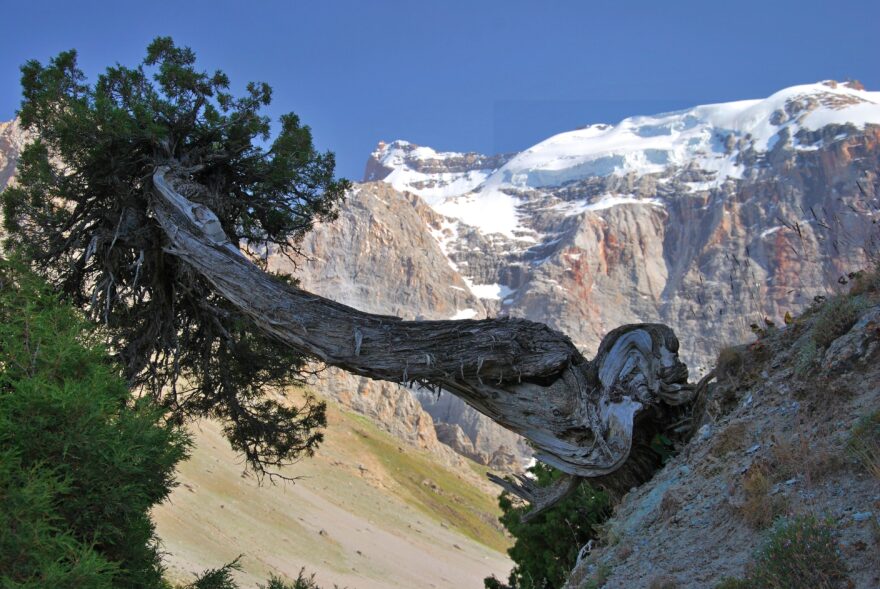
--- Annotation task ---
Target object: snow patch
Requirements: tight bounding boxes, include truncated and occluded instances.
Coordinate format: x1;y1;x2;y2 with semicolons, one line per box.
433;189;524;239
450;308;478;320
477;82;880;191
375;82;880;249
464;281;516;300
760;226;783;238
554;194;666;216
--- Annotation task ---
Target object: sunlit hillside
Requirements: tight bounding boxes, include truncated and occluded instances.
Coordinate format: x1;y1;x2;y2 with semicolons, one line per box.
154;392;512;589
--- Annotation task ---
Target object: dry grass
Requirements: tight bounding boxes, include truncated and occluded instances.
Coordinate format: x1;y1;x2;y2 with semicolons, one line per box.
812;294;867;349
647;575;679;589
719;515;849;589
710;422;749;458
848;263;880;297
580;563;612;589
847;409;880;480
615;543;633;560
739;463;789;529
766;435;843;483
594;520;620;547
153;403;512;588
715;346;745;381
804;447;848;484
659;490;682;521
767;436;801;481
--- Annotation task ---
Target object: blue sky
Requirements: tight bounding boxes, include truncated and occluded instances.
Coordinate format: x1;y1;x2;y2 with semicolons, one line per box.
1;1;878;180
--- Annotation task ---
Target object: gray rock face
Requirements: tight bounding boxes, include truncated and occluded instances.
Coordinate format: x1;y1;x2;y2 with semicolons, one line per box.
415;388;531;465
268;181;530;471
0;119;26;191
312;366;473;471
364;140;512;183
286;182;486;320
434;423;480;462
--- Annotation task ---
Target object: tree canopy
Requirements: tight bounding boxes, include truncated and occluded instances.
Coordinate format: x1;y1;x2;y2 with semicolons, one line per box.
2;37;349;474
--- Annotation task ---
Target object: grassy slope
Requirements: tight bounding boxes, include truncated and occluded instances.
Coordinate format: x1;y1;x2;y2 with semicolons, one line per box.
349;411;508;553
153;393;512;589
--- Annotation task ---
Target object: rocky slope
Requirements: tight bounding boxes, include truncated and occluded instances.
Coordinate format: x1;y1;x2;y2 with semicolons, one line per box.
565;279;880;588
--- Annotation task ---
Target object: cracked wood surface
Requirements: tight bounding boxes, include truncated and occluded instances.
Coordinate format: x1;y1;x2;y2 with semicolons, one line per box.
151;165;698;508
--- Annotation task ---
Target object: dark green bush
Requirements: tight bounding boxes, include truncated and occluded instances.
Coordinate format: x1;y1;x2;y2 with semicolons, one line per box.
0;260;189;588
485;463;612;589
181;558;328;589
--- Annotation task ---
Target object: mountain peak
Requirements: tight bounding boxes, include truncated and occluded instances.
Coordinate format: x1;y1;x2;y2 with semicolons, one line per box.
366;82;879;241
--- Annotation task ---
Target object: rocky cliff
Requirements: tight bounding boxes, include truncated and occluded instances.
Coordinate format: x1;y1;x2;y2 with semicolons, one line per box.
0;119;25;190
363;81;879;371
267;181;529;470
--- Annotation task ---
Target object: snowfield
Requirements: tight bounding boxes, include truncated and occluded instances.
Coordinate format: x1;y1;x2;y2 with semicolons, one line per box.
370;81;880;244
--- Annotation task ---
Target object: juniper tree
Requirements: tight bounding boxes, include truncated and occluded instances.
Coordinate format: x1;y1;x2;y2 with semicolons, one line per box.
2;37;347;475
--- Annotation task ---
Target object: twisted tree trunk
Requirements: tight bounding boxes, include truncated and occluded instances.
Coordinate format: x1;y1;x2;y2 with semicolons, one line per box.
152;166;701;516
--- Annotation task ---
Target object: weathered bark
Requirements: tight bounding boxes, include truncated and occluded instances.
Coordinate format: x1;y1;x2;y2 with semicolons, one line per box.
151;166;700;512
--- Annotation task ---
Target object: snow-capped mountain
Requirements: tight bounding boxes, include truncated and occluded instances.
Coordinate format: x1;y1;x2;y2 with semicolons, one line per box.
357;82;879;343
369;80;878;241
299;81;879;466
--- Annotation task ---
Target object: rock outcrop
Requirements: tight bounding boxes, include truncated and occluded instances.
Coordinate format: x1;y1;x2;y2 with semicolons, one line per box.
565;287;880;588
0;119;26;191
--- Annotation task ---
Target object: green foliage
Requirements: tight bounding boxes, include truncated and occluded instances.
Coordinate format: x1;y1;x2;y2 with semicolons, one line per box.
183;558;242;589
0;260;189;588
180;559;328;589
716;515;849;589
649;433;676;464
1;37;344;475
486;463;612;589
259;570;325;589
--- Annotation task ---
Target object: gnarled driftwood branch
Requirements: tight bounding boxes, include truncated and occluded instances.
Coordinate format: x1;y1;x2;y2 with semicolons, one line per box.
151;165;699;516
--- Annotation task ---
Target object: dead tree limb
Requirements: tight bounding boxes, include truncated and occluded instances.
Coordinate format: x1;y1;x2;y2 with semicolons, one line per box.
152;165;698;516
